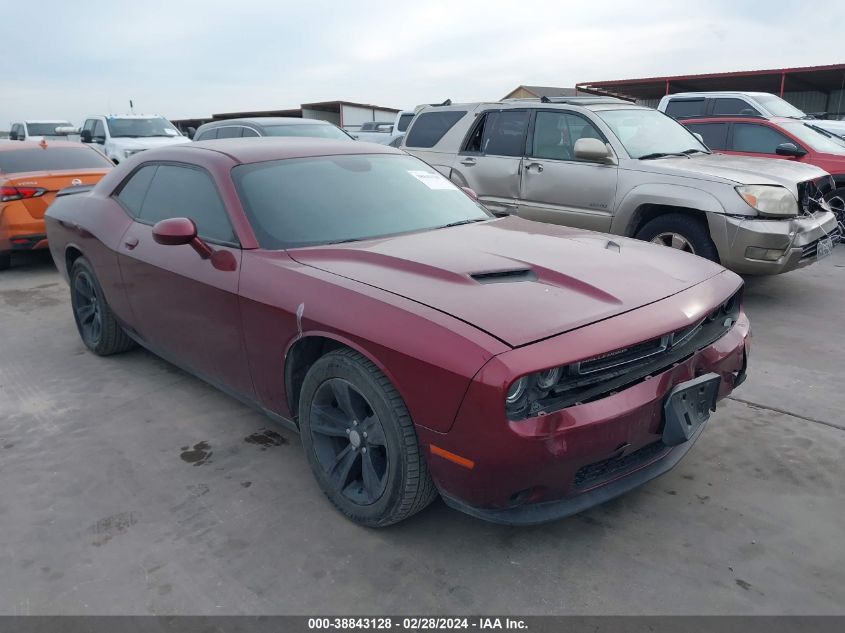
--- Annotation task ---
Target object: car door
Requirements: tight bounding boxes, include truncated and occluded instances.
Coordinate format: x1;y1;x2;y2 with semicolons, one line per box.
452;108;529;215
114;162;254;397
726;122;807;162
517;109;618;232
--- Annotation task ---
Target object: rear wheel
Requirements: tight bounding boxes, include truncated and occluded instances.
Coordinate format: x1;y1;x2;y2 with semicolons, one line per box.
635;213;719;262
0;253;10;271
70;257;135;356
299;348;438;527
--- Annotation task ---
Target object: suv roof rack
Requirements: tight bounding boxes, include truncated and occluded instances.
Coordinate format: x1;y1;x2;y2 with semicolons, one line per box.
502;96;634;106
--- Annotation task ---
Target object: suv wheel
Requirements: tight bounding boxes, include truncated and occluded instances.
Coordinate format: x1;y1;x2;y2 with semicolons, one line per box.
635;213;719;262
299;348;438;527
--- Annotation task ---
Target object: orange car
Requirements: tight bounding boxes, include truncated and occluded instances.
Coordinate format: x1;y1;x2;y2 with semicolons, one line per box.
1;140;113;269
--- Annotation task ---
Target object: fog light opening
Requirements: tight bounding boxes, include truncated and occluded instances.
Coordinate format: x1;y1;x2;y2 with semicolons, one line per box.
745;246;786;262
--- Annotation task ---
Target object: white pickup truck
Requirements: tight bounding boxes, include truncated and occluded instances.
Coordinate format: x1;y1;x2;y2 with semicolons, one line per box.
350;110;415;144
79;114;190;164
9;120;77;142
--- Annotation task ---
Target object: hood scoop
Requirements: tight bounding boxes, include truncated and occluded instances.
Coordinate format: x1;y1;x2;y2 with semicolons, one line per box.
470;269;537;284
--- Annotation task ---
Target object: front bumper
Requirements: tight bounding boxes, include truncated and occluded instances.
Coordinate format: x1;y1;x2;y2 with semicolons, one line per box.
710;210;839;275
418;273;749;524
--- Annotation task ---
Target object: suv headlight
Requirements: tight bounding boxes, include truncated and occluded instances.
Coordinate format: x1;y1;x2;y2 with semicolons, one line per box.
736;185;798;217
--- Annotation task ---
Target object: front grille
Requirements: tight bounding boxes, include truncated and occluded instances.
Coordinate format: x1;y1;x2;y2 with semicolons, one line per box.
801;227;841;260
509;290;742;421
573;440;668;490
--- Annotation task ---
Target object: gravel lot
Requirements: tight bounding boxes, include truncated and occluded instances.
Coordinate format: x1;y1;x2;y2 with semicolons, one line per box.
1;249;844;615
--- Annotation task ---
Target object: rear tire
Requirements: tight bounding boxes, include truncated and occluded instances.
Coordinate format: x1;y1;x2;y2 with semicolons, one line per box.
70;257;135;356
299;348;438;527
635;213;720;262
0;253;10;271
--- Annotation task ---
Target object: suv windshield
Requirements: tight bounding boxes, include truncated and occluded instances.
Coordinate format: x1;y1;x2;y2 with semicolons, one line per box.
26;122;71;136
597;108;708;159
263;124;351;140
780;121;845;153
233;154;490;249
106;117;181;138
755;94;807;118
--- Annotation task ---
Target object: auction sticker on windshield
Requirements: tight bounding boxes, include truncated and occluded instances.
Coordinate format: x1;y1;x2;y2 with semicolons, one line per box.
408;170;455;190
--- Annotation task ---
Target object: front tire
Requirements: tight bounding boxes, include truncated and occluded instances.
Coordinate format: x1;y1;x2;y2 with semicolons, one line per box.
635;213;720;262
299;348;438;527
70;257;135;356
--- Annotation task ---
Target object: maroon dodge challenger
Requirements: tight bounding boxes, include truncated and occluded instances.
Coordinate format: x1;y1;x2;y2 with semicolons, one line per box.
45;138;750;526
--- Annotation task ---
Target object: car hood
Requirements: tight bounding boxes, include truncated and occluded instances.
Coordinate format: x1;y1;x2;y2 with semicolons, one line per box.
109;136;191;150
637;153;829;191
289;217;727;348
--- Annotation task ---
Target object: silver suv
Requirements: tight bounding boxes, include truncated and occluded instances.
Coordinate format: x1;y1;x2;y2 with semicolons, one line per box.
401;97;840;275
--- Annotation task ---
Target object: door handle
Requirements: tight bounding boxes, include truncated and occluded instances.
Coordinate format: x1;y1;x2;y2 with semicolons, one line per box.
459;157;477;166
525;162;544;172
124;236;139;250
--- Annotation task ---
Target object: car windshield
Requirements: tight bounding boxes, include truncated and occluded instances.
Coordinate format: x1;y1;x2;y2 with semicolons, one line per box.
233;154;491;249
0;147;113;173
263;124;351;140
106;117;181;138
597;108;709;159
755;94;807;118
780;121;845;153
26;122;71;136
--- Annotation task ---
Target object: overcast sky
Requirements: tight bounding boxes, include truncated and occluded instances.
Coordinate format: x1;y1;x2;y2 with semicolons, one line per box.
2;0;844;126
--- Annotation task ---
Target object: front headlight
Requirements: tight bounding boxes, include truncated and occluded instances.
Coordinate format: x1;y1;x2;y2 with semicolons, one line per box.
736;185;798;217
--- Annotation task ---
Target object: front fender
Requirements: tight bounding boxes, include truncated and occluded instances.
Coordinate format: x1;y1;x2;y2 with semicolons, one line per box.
612;183;727;235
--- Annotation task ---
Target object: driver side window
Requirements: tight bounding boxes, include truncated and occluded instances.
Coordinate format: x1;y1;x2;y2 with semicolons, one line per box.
530;111;606;162
137;164;237;245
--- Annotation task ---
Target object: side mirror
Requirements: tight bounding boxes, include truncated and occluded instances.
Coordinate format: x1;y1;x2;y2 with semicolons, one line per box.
574;138;614;163
152;217;199;246
186;127;196;140
80;130;92;143
461;186;478;200
776;142;807;158
693;132;704;144
9;131;18;141
152;217;235;271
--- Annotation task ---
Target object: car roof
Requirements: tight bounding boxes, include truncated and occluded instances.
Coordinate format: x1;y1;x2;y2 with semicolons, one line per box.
199;117;333;128
21;119;72;124
184;137;402;164
0;140;92;153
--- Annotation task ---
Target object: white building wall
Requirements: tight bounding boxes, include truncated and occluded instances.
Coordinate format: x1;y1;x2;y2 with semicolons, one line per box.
301;108;340;125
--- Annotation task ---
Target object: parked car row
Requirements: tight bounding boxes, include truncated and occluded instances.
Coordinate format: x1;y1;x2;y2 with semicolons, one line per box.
0;89;839;527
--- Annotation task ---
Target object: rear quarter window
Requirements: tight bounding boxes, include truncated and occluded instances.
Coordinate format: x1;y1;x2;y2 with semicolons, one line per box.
0;147;113;173
405;111;467;148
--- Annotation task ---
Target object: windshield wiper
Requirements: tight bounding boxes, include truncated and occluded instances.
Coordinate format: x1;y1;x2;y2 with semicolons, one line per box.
682;148;709;155
435;218;487;229
804;123;834;138
638;152;690;160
